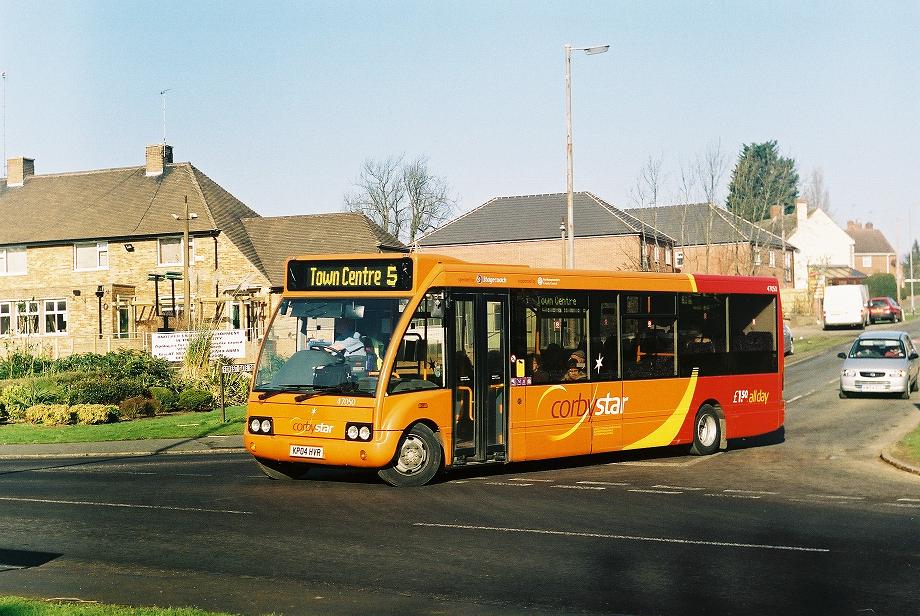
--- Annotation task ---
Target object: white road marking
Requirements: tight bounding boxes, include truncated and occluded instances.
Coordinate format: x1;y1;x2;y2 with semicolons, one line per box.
577;481;630;486
724;489;779;495
654;484;705;491
897;498;920;502
787;394;804;403
628;489;682;494
484;481;532;487
886;503;920;509
552;484;605;491
825;378;838;385
509;478;553;482
174;473;213;477
615;453;722;467
413;523;830;553
706;493;762;499
805;494;865;501
0;496;252;515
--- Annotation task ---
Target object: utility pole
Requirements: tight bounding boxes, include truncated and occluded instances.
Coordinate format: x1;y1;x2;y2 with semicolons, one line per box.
172;195;197;328
160;89;171;144
2;71;7;178
911;209;916;314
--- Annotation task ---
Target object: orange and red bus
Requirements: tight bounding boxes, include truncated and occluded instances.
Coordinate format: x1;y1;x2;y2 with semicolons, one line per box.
245;253;785;486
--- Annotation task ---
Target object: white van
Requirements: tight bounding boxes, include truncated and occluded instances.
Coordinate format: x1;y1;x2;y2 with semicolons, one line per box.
823;284;869;329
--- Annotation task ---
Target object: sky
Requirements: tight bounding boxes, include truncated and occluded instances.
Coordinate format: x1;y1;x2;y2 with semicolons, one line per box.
1;0;918;255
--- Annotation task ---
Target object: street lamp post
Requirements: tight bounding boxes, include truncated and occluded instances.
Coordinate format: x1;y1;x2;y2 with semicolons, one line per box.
565;43;609;269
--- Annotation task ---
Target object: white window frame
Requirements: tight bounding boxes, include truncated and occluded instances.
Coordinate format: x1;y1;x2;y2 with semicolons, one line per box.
43;299;68;335
675;250;684;268
16;300;40;335
0;246;27;276
861;255;872;268
653;245;660;263
158;236;195;267
768;250;776;267
665;247;672;266
74;241;109;271
753;250;762;266
0;301;12;336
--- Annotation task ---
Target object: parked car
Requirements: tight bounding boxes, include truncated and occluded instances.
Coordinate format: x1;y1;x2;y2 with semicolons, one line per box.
823;284;869;329
838;331;919;399
783;321;794;356
868;297;903;323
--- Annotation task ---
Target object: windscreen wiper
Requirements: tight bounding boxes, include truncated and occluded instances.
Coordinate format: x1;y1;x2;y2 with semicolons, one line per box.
292;383;359;402
256;385;315;400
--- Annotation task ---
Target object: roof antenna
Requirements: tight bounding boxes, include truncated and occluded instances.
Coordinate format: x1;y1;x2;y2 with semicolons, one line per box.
159;88;172;144
2;71;7;178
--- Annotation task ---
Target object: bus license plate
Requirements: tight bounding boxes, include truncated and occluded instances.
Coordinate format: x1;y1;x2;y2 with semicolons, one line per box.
290;445;324;459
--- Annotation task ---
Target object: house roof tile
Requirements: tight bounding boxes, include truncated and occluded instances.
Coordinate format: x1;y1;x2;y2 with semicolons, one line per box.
629;203;791;250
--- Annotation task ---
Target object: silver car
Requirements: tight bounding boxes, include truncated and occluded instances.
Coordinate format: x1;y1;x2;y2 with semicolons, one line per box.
838;331;920;399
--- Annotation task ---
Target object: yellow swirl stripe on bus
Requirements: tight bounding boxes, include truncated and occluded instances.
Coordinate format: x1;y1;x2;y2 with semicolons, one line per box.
623;369;699;450
547;384;599;442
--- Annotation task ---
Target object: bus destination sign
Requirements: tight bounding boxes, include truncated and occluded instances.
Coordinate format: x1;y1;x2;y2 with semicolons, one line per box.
287;258;414;292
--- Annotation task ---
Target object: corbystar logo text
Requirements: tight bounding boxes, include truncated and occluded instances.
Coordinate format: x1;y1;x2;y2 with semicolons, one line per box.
476;274;507;285
537;385;628;441
291;419;334;434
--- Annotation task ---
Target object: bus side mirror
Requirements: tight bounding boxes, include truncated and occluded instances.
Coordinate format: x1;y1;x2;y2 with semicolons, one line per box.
837;352;847;359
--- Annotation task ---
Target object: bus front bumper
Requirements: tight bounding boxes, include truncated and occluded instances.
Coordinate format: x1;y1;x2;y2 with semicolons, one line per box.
245;431;401;468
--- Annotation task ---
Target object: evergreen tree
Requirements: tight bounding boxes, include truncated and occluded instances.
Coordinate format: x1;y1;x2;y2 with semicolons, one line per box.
725;141;799;222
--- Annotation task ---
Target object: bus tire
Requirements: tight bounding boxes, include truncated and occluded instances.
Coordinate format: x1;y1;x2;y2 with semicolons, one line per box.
254;458;310;480
689;405;721;456
378;423;442;487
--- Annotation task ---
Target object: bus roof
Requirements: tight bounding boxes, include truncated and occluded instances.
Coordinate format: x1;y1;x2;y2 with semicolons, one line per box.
282;252;780;296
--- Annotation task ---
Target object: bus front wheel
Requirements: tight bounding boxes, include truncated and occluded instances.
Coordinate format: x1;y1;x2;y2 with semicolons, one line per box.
378;423;442;487
254;458;310;480
689;405;721;456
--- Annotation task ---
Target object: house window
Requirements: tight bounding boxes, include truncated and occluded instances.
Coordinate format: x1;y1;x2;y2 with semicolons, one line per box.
16;301;39;335
0;302;11;335
675;250;684;268
861;255;872;268
653;245;660;263
0;246;27;275
769;250;776;267
74;241;109;270
44;299;67;334
158;236;194;266
753;250;762;266
665;248;672;266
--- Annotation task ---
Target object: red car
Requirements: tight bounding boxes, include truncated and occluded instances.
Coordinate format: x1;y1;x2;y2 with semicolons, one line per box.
868;297;903;323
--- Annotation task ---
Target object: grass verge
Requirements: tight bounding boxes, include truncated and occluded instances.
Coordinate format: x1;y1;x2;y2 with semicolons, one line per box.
0;596;238;616
894;421;920;467
786;334;850;363
0;406;245;445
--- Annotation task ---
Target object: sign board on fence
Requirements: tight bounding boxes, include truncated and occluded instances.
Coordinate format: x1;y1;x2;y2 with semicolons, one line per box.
151;330;246;362
221;363;255;374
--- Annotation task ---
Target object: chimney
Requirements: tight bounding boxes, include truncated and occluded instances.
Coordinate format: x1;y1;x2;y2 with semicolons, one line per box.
795;199;807;225
847;220;860;231
865;222;873;230
770;205;782;219
145;143;173;177
6;156;35;187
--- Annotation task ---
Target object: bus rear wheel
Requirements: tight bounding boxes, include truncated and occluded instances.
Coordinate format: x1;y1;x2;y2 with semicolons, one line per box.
689;405;721;456
254;458;310;480
378;423;442;487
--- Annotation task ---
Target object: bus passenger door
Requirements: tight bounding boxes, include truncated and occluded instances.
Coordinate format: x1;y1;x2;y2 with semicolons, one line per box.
450;293;508;464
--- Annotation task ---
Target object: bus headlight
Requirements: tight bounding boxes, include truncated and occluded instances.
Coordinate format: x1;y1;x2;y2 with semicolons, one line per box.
345;422;373;442
248;416;274;435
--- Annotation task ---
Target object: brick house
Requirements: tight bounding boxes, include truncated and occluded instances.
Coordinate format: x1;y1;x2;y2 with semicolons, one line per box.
845;221;899;286
627;202;797;287
416;192;676;272
0;144;403;357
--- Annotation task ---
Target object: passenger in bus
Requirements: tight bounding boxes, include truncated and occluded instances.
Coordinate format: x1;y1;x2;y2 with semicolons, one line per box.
530;354;552;384
361;336;378;371
563;350;587;382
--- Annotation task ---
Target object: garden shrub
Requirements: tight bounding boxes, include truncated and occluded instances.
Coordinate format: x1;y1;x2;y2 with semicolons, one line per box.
119;395;160;420
24;404;74;426
73;404;119;425
177;388;214;412
0;382;63;422
67;377;149;406
53;350;175;388
150;386;178;412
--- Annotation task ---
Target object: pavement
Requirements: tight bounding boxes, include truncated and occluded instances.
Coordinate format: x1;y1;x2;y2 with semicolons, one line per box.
0;434;245;460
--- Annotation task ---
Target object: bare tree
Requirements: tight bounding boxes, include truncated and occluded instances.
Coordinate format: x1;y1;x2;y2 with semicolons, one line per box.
345;155;456;244
402;156;456;244
802;166;831;215
695;140;727;272
629;154;666;208
344;156;406;240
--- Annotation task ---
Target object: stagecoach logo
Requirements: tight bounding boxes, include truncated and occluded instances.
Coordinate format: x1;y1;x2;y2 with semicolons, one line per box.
291;418;334;434
476;274;507;285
